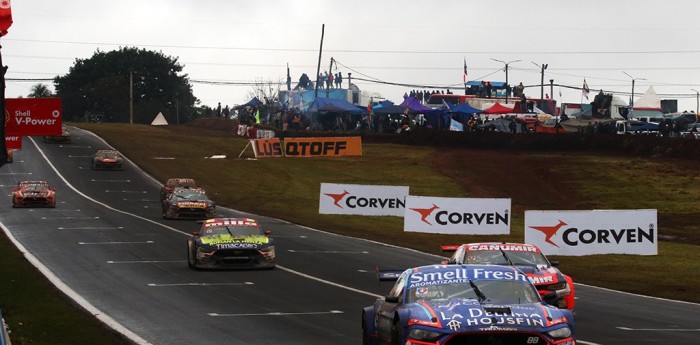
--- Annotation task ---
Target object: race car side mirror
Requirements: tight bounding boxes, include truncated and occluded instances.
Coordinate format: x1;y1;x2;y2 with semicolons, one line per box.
550;261;559;267
385;296;399;303
192;231;200;236
264;230;272;235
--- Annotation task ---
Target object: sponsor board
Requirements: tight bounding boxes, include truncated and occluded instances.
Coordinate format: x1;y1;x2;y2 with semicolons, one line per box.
5;98;62;136
525;209;657;256
283;137;362;157
5;136;21;150
251;138;283;158
403;196;511;234
319;183;408;217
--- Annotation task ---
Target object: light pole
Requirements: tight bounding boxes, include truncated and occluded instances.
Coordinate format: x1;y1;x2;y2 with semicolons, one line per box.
623;71;646;110
492;58;520;104
532;61;548;100
692;89;699;114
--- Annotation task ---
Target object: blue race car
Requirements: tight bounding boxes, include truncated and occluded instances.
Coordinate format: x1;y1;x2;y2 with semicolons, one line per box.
362;264;576;345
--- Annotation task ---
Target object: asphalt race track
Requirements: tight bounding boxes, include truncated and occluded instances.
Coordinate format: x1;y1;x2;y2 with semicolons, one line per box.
0;126;698;345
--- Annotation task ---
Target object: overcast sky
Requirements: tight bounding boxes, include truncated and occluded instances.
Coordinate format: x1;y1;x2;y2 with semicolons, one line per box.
4;0;700;112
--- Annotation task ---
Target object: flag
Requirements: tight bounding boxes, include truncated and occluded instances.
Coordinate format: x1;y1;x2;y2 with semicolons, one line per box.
442;99;451;112
449;118;464;131
0;0;12;36
463;58;468;83
367;98;373;114
255;108;261;124
582;79;590;100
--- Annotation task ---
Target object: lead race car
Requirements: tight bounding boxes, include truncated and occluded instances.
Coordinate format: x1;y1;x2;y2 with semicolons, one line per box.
187;218;275;270
363;264;576;345
441;242;575;310
12;181;56;208
91;149;124;170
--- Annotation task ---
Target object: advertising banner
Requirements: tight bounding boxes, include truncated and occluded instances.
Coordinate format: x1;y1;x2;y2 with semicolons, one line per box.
319;183;409;217
5;135;21;150
524;209;658;256
283;136;362;157
251;138;283;158
5;97;62;136
403;196;511;234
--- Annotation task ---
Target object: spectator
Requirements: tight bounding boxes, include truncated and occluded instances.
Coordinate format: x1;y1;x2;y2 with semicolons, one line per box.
337;72;343;88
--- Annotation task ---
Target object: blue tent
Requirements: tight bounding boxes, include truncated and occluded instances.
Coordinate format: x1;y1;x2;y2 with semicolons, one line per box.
237;97;263;109
308;97;363;114
398;97;438;114
450;103;484;115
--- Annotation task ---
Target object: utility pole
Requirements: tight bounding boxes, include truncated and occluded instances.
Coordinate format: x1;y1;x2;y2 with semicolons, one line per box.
549;79;554;102
532;61;548;99
692;89;699;114
491;58;520;104
129;69;134;124
313;24;325;101
623;71;646;110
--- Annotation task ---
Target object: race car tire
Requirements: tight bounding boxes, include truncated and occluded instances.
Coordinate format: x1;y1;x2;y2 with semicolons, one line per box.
361;315;370;345
391;319;401;345
187;244;195;269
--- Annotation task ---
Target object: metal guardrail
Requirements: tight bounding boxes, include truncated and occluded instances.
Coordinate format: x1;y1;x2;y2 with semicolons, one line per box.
0;309;9;345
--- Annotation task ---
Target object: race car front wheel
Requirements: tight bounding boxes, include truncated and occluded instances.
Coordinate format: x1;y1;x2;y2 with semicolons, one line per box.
187;243;197;270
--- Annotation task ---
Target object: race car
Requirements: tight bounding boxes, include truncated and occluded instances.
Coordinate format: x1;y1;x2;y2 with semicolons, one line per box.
6;149;13;163
160;178;198;201
362;264;576;345
441;242;575;310
162;187;215;219
187;217;275;270
44;125;71;143
12;181;56;208
91;149;124;170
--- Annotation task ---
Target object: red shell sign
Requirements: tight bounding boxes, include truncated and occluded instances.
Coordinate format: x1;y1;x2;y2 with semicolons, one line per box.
5;98;63;136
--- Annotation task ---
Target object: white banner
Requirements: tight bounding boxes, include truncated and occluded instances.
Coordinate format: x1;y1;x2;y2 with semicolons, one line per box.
319;183;409;217
525;210;657;256
403;196;511;234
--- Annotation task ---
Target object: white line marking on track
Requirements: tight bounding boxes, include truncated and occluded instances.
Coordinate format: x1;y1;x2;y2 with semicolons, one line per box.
576;341;603;345
92;179;131;182
107;260;186;264
148;282;254;287
208;310;343;317
68;155;93;158
61;145;92;148
105;190;147;193
288;249;369;254
42;216;99;220
79;241;154;245
58;226;124;230
0;172;32;175
272;235;307;238
617;327;700;332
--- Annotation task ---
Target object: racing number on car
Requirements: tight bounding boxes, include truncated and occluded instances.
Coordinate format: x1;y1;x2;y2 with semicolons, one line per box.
527;337;540;344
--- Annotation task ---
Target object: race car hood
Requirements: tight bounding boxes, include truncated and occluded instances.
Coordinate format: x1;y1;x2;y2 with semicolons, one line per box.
198;234;272;249
405;299;569;333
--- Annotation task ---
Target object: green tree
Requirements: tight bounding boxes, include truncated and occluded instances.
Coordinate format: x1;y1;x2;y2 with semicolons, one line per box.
54;47;199;123
28;83;54;98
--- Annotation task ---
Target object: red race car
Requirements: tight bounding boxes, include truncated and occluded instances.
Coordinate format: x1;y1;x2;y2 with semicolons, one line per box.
12;181;57;208
161;178;198;201
442;242;575;310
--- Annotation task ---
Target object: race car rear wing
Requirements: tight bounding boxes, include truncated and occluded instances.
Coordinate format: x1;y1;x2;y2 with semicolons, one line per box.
376;268;404;282
441;244;460;252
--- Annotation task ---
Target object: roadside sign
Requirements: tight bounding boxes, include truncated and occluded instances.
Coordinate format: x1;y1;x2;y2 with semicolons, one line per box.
5;135;20;149
5;98;62;136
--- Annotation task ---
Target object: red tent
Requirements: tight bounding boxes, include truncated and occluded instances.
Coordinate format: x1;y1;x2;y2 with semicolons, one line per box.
483;102;514;114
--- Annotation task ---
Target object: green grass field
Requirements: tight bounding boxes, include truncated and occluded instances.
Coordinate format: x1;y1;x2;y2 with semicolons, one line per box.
1;121;698;344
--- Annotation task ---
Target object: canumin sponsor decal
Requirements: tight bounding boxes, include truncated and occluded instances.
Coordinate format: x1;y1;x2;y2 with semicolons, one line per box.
403;196;511;234
319;183;408;217
283;136;362;157
525;209;658;256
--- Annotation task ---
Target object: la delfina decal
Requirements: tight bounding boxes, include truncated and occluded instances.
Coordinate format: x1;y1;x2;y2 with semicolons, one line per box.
403;196;511;234
524;209;657;256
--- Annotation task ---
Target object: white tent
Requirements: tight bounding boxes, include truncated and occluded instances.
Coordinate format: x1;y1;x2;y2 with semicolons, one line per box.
151;112;168;125
634;86;662;111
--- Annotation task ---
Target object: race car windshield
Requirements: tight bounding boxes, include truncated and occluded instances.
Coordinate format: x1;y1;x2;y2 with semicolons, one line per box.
407;280;539;304
201;225;262;237
174;190;208;200
467;250;549;266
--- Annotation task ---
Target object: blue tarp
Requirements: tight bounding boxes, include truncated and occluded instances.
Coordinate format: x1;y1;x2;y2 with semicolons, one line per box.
238;97;263;108
465;81;507;88
450;103;484;114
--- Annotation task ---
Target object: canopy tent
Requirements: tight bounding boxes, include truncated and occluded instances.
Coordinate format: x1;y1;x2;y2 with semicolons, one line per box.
483;102;514;114
373;102;406;115
633;86;662;111
398;97;437;114
450;103;484;115
308;97;363;114
235;97;263;109
150;112;168;125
